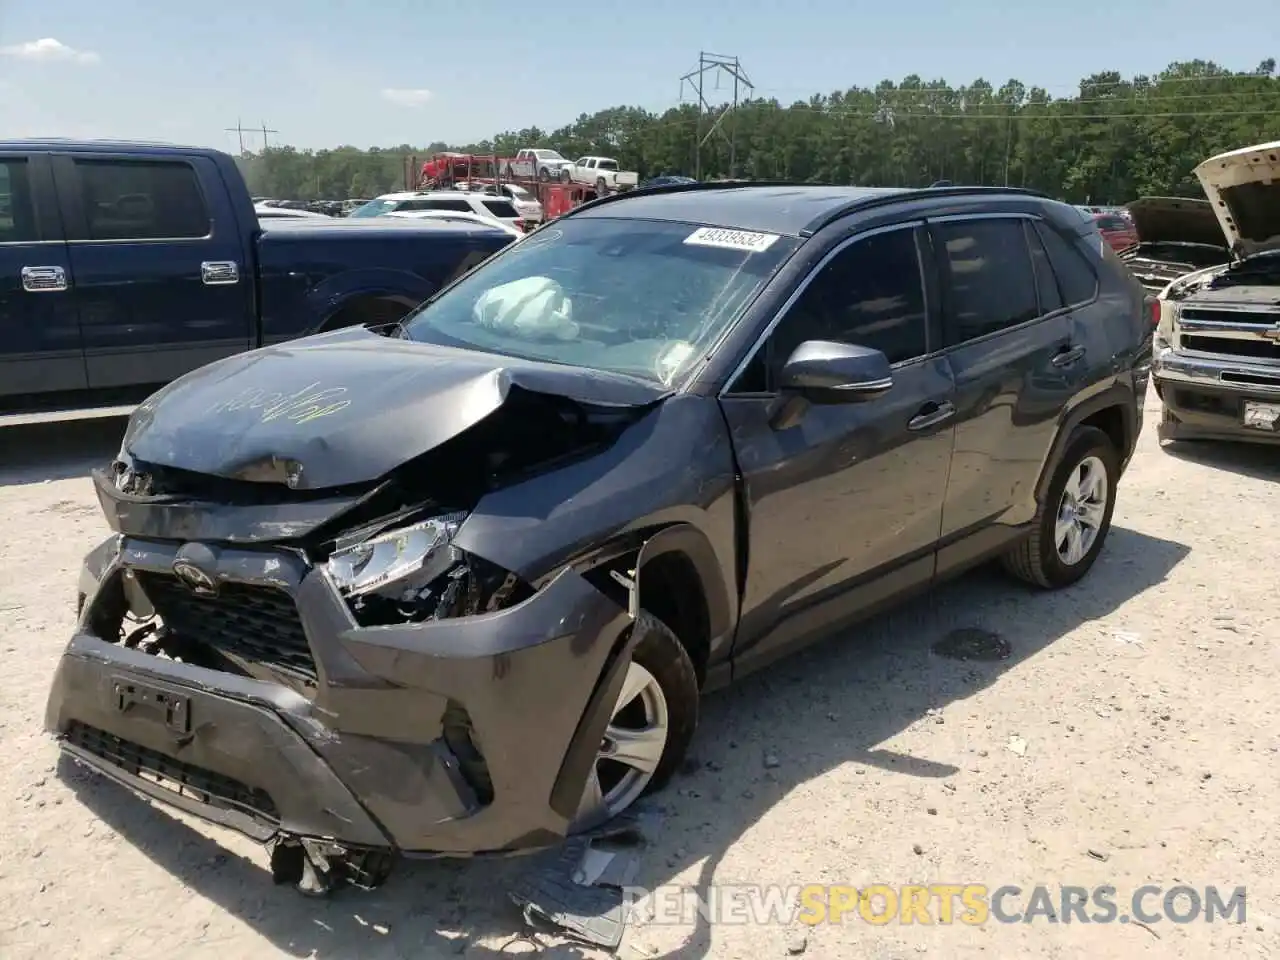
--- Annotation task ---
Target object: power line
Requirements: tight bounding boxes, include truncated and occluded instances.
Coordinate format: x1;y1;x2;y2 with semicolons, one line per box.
751;69;1280;98
627;105;1280;136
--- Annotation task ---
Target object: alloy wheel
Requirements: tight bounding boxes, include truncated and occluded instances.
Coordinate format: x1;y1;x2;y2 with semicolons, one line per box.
576;660;669;827
1055;455;1108;566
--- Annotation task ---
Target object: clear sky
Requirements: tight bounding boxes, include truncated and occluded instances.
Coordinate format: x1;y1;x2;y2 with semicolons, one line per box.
1;0;1276;152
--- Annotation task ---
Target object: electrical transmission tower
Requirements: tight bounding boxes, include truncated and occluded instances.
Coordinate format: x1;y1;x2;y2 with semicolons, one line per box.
679;52;753;180
224;119;279;154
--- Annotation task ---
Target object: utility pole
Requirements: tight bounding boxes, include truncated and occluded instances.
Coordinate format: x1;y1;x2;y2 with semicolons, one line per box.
679;52;753;180
260;121;279;150
224;120;246;154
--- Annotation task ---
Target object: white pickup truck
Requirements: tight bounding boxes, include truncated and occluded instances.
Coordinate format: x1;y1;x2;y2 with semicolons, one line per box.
502;148;574;182
560;156;639;192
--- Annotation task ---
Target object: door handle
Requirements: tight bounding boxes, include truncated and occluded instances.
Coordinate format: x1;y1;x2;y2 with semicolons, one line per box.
1052;344;1086;367
21;265;68;293
201;261;240;286
908;400;956;431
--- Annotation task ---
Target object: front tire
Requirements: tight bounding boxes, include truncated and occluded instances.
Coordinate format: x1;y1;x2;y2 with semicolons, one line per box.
1002;425;1119;589
570;611;698;833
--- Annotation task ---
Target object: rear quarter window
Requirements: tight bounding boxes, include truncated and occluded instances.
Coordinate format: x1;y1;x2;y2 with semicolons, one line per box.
1034;222;1100;306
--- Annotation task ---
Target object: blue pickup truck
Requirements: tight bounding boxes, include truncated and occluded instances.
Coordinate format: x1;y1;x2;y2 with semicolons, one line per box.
0;140;514;425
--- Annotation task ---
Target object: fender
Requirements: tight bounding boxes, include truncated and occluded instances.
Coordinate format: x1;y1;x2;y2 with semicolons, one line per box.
303;267;438;333
1033;379;1137;503
634;522;736;654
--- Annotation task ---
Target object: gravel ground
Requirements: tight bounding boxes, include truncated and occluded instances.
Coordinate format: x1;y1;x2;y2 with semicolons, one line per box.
1;389;1277;960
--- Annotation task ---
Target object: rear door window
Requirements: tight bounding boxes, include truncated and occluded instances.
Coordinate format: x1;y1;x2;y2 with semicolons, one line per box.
72;159;210;240
933;218;1039;346
0;159;37;243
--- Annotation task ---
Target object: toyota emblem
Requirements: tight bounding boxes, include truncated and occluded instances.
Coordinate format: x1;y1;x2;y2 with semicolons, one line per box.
172;560;218;596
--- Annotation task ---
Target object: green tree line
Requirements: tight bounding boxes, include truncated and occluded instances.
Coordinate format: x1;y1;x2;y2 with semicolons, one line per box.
238;58;1280;204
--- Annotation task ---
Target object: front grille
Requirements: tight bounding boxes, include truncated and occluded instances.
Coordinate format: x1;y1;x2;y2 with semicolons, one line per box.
134;571;317;683
66;720;279;822
1181;308;1280;327
1182;335;1280;360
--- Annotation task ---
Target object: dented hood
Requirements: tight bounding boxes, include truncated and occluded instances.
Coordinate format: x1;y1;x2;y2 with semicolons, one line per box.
121;327;669;490
1125;196;1226;249
1193;141;1280;257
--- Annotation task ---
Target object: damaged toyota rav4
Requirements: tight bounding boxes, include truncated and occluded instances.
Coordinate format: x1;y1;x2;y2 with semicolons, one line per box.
47;182;1149;894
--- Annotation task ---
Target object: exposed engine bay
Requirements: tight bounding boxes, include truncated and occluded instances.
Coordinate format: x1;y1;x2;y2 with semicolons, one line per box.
92;383;651;698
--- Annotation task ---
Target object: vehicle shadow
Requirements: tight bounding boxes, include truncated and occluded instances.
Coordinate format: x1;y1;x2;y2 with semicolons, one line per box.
1159;438;1280;482
0;418;128;487
62;525;1190;959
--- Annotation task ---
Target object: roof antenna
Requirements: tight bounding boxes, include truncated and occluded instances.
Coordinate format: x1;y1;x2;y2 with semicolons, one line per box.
930;179;953;188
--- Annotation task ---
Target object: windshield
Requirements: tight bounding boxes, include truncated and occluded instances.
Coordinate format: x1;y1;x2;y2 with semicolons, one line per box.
534;150;563;160
400;217;798;384
349;198;399;218
507;186;532;200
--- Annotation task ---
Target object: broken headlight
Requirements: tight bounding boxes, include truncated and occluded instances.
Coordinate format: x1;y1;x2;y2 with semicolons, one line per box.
324;512;467;600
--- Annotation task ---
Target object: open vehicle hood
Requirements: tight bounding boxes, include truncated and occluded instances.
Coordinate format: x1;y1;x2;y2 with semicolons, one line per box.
1193;141;1280;258
1125;196;1227;249
121;327;668;491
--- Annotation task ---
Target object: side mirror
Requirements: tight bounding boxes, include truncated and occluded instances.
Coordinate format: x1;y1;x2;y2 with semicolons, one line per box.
777;340;894;403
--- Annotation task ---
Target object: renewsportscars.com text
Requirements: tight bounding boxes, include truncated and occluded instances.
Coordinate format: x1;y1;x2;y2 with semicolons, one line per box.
622;883;1247;927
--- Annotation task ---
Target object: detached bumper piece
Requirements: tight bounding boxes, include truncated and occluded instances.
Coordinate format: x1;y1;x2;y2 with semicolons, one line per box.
47;535;635;895
1154;347;1280;443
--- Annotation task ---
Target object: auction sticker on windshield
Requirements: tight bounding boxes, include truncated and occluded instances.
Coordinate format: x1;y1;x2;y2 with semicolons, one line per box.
684;227;781;253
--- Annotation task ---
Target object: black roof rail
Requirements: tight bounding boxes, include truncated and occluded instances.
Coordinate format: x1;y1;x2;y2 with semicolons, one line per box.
799;184;1053;237
555;178;1053;234
559;179;823;218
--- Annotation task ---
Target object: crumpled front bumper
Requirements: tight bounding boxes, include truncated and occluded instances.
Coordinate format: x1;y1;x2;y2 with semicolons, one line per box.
1153;346;1280;443
47;534;637;856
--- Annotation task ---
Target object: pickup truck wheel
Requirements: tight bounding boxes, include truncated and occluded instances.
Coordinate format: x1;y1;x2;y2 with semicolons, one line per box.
560;168;572;184
570;610;698;834
538;168;550;182
1002;425;1119;590
595;177;608;195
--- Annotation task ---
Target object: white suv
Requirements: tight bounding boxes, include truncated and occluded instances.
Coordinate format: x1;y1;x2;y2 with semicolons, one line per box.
348;191;525;231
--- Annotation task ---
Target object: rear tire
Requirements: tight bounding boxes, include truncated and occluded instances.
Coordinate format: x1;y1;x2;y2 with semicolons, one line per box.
1002;425;1119;589
570;611;698;833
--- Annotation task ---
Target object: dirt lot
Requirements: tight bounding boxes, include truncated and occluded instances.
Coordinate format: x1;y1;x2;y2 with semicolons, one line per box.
1;390;1277;960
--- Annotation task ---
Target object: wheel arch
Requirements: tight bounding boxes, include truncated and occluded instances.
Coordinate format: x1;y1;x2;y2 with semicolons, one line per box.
579;522;735;689
1034;383;1136;504
318;293;419;332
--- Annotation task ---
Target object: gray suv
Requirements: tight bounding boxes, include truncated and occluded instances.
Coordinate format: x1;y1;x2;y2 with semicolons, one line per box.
47;182;1149;895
